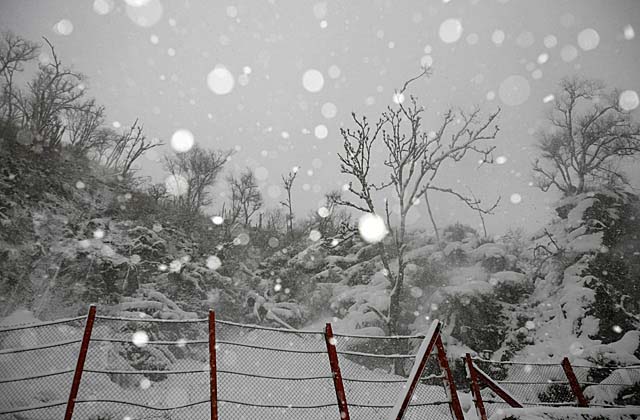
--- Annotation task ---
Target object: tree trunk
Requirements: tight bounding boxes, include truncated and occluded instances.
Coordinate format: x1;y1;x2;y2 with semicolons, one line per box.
423;190;441;247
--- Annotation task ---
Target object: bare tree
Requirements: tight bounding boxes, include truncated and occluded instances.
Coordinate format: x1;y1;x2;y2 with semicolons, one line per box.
64;99;105;155
15;37;85;151
533;76;640;196
101;119;161;177
466;186;501;239
280;168;299;238
164;145;232;214
146;183;167;203
227;168;263;227
264;207;286;232
311;189;353;238
336;69;500;372
0;31;39;126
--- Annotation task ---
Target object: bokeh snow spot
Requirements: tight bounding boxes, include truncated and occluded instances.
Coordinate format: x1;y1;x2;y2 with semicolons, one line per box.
132;331;149;347
560;44;578;62
125;0;163;27
439;18;463;43
170;129;194;153
498;75;531;106
93;0;114;15
207;66;235;95
268;237;279;248
302;69;324;93
328;65;341;79
577;28;600;51
543;34;558;48
619;90;639;111
491;29;505;45
314;125;328;139
358;213;388;243
623;24;635;40
53;19;74;36
321;102;337;119
234;233;250;246
206;255;222;270
510;193;522;204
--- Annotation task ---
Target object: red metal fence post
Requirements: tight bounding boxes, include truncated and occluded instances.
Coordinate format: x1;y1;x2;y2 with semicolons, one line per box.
561;357;589;407
324;323;350;420
209;311;218;420
389;320;441;420
465;353;488;420
472;362;523;408
64;305;96;420
435;335;465;420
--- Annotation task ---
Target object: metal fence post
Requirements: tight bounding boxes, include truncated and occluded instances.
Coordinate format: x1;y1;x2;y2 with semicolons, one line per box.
389;320;441;420
64;305;96;420
472;361;522;408
465;353;488;420
324;323;350;420
209;311;218;420
561;357;589;407
435;336;465;420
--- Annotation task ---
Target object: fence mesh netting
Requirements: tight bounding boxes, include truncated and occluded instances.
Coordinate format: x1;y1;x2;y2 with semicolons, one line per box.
0;313;455;420
332;332;452;420
0;315;86;418
470;358;640;418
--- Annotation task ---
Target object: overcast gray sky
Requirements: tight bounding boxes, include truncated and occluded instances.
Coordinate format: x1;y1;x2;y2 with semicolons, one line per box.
1;0;639;235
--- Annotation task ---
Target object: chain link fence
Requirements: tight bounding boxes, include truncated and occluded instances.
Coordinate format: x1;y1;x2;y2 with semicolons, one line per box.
469;357;640;418
14;310;638;420
76;315;211;420
332;333;452;420
572;364;640;407
0;315;86;419
0;312;461;420
215;319;335;420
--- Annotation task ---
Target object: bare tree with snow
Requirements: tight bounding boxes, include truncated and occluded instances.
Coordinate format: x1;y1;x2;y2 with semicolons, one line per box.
0;31;39;128
533;76;640;196
164;145;232;214
336;69;500;373
227;168;263;227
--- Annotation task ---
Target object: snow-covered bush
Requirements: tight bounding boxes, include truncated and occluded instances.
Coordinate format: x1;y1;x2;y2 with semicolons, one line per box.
433;283;507;353
443;222;478;242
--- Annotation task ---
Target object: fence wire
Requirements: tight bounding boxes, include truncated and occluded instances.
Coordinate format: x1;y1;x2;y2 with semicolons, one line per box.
470;358;640;418
332;334;452;420
0;312;455;420
572;364;640;406
0;316;85;419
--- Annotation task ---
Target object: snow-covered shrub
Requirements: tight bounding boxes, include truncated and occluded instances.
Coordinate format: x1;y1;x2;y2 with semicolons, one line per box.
537;383;574;404
443;241;468;266
434;284;507;353
443;222;478;242
490;271;532;304
409;257;447;290
471;242;515;273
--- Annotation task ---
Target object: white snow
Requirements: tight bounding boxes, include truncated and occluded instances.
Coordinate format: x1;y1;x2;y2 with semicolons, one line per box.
490;406;640;420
